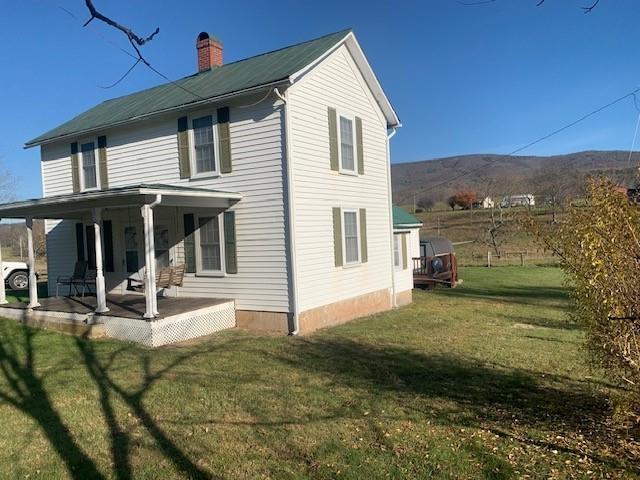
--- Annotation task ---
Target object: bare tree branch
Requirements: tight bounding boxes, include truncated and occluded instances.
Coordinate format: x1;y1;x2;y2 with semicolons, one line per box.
582;0;600;13
83;0;159;47
457;0;601;12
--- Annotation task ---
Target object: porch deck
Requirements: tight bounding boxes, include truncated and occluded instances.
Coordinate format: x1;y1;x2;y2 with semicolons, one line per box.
0;294;237;347
3;294;231;321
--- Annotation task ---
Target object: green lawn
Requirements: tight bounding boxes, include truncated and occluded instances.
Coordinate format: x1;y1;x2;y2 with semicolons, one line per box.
0;267;636;479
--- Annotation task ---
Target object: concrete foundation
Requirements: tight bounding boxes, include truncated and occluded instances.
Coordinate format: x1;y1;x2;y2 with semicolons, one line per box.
395;289;413;307
297;288;393;334
235;310;292;333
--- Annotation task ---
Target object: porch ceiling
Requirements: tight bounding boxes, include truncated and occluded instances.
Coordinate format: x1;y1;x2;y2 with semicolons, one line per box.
0;184;242;219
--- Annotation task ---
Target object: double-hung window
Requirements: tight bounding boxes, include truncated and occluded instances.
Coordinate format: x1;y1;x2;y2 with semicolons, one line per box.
343;210;360;264
192;115;216;175
80;141;98;190
393;234;401;268
339;115;356;173
197;216;222;273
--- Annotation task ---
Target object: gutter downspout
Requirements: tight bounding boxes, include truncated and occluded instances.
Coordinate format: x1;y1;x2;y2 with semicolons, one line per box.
386;126;398;308
274;87;300;335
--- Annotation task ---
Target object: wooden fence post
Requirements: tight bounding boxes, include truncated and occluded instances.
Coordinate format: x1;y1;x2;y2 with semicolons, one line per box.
487;251;491;268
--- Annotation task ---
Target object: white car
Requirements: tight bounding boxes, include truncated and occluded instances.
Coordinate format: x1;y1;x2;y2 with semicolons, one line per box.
2;262;31;290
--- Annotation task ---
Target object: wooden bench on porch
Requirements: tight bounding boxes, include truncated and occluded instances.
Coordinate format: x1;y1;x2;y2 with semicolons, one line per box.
128;264;186;292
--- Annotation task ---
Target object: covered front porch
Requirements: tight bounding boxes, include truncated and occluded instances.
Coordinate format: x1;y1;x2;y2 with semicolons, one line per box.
0;184;242;346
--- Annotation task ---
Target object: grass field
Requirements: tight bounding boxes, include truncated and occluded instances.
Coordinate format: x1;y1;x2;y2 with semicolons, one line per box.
402;204;560;266
0;267;637;479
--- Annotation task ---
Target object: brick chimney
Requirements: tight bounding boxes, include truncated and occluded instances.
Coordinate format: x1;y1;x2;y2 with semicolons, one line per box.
196;32;223;72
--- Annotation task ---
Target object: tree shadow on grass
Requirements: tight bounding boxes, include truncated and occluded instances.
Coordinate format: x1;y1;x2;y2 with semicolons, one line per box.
438;284;570;310
269;337;638;473
0;323;105;479
0;320;222;479
73;334;223;480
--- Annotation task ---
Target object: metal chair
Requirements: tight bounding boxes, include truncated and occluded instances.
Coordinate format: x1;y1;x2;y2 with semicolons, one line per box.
55;261;88;297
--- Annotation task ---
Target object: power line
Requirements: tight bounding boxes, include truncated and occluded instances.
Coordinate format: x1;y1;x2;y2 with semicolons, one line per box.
427;86;640;191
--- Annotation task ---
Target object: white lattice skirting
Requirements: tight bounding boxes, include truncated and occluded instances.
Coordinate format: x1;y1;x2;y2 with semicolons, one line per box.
102;301;236;347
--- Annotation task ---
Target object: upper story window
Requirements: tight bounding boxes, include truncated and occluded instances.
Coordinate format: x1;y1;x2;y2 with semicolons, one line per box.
80;141;98;190
339;115;356;173
192;115;217;175
343;209;360;264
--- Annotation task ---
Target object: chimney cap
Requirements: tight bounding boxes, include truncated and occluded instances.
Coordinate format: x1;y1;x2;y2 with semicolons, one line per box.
197;32;222;45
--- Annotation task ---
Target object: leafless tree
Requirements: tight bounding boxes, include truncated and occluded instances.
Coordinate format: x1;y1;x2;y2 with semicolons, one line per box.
531;161;583;222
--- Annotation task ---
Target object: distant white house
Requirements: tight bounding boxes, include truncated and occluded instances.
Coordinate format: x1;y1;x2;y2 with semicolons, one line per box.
480;196;494;209
500;194;535;208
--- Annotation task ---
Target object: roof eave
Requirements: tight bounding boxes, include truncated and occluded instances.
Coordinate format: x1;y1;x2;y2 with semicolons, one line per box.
24;79;291;149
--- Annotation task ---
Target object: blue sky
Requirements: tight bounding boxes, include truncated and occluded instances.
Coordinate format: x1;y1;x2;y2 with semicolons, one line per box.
1;0;640;200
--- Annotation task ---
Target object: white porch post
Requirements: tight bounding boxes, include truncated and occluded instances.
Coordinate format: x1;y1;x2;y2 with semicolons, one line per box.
141;204;158;318
26;216;40;309
0;231;7;305
92;208;109;314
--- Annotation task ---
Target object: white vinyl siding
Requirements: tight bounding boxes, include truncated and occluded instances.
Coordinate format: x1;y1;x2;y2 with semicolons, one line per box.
40;100;290;313
288;44;393;312
393;229;417;294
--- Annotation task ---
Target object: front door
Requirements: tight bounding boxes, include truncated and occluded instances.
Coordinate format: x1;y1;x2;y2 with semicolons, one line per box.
118;223;173;294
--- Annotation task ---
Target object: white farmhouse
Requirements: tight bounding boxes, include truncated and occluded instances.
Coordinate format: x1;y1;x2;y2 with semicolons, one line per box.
0;30;407;345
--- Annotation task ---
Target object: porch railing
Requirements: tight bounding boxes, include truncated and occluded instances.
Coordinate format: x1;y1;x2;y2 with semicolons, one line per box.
412;253;458;287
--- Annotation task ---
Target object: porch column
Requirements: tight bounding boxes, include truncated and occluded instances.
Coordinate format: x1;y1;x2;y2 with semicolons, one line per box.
92;208;109;314
0;229;7;305
141;204;158;318
25;216;40;309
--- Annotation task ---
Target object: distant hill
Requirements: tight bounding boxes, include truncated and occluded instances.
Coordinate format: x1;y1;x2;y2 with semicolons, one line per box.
391;150;640;205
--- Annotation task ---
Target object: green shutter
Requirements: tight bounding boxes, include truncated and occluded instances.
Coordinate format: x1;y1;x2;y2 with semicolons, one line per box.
356;116;364;175
75;222;85;261
333;207;343;267
218;107;232;174
402;234;408;270
359;208;368;263
103;220;114;272
224;211;237;274
177;116;191;179
70;142;80;193
183;213;196;273
97;135;109;189
328;107;339;171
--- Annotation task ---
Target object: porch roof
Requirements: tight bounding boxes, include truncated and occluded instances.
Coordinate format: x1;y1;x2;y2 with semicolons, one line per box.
0;183;242;219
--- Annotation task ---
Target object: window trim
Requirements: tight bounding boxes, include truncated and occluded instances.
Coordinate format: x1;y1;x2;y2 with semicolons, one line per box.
393;233;403;270
78;138;100;192
341;208;361;267
336;111;358;176
188;112;220;180
194;214;226;276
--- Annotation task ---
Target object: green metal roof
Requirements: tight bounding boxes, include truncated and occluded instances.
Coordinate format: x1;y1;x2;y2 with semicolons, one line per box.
26;29;351;147
393;205;422;227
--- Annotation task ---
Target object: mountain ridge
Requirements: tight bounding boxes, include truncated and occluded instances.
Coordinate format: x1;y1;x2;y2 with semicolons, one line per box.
391;150;639;204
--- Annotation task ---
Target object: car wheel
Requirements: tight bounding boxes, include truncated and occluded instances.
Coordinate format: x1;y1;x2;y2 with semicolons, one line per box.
7;271;29;290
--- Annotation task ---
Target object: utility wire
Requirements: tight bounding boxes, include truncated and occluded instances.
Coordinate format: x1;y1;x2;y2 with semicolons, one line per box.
428;87;640;191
